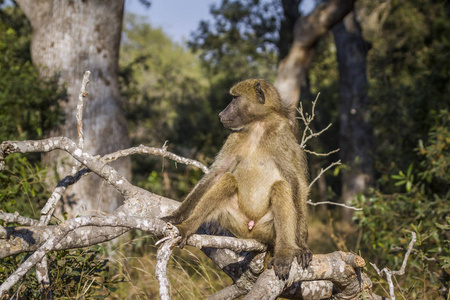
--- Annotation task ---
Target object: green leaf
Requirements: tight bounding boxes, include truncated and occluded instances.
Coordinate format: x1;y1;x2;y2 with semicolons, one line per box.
407;164;413;177
435;222;450;230
406;181;412;192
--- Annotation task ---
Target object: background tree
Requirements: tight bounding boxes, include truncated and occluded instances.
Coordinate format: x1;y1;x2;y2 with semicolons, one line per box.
15;0;131;217
332;11;373;222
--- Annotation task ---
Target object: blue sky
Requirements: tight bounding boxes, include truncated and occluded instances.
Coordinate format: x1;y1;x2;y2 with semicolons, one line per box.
124;0;222;43
124;0;315;44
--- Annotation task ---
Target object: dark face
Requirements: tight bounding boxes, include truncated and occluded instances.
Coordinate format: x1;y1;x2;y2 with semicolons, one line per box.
219;96;245;131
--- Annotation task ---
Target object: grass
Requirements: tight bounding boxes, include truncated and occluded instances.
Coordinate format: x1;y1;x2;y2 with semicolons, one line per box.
106;235;232;299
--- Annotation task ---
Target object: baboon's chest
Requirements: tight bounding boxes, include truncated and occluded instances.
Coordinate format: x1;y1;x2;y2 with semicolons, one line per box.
232;150;282;216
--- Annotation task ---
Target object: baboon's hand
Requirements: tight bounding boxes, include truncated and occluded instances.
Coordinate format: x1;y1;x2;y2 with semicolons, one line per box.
268;247;312;281
296;245;313;269
173;223;194;249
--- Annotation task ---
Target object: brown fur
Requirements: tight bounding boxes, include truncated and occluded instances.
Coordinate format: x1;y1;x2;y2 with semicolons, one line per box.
161;79;311;280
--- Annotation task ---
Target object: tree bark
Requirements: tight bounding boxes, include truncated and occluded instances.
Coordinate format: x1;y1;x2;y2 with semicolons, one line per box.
15;0;131;217
278;0;301;60
332;11;374;222
275;0;355;108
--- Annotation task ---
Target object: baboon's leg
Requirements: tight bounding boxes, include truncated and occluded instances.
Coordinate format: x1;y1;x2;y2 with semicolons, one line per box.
175;172;238;248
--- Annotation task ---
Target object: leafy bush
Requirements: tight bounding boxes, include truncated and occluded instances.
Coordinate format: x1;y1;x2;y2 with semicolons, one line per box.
354;110;450;299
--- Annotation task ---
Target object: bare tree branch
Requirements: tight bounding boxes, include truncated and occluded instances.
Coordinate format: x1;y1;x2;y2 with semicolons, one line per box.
304;147;340;156
243;251;372;299
0;214;168;295
187;234;267;253
295;95;363;211
0;211;40;227
103;144;209;174
1;137;134;196
35;258;52;300
307;200;362;211
309;160;342;189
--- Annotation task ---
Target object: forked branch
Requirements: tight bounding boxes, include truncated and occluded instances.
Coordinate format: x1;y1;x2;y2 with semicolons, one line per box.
371;232;417;300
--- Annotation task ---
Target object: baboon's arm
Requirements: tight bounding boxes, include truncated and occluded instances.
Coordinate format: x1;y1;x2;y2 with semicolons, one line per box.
268;180;312;279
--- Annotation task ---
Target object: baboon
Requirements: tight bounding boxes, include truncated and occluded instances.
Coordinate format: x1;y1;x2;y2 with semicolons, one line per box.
162;78;312;279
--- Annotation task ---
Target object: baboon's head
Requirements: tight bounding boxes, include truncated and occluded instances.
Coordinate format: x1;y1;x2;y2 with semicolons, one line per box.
219;79;282;131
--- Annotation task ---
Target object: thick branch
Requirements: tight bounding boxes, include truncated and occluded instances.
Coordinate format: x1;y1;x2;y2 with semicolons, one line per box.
0;211;39;227
0;214;170;294
275;0;355;106
245;252;371;299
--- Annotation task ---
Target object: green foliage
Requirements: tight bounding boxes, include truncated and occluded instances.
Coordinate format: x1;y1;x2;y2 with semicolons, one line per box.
119;14;213;199
354;110;450;298
0;18;64;143
120;14;210;147
0;247;119;299
417;109;450;189
363;0;450;185
0;155;49;218
0;5;65;215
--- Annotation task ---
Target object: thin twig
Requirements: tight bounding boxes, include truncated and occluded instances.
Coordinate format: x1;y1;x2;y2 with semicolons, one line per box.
103;144;209;174
370;232;417;300
39;168;90;225
301;123;333;147
307;200;362;211
309;160;341;189
304;148;340;157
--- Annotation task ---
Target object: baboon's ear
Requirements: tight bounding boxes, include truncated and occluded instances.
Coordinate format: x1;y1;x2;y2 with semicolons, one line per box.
254;82;265;104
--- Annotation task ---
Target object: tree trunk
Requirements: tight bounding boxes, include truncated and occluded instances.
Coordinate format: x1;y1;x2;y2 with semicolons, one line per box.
275;0;355;108
16;0;131;217
332;11;373;222
278;0;301;60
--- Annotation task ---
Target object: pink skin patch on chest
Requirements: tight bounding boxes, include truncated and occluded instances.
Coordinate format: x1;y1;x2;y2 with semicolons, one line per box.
248;220;255;230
